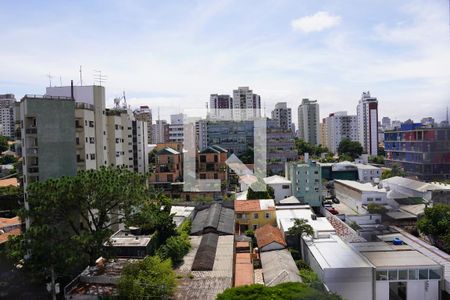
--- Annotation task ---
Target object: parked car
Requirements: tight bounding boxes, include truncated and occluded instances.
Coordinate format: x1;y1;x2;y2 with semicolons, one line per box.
326;207;339;215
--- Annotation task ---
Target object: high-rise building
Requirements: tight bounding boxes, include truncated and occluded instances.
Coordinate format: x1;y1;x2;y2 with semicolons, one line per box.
46;85;109;168
209;94;233;120
325;112;358;154
152;120;169;144
319;119;328;149
384;123;450;181
134;106;152;143
0;94;16;139
357;91;378;156
381;117;391;130
266;120;297;175
232;87;261;121
169;113;185;143
297;98;320;145
285;160;322;207
271;102;292;131
421;117;435;126
206;120;254;156
195;119;208;151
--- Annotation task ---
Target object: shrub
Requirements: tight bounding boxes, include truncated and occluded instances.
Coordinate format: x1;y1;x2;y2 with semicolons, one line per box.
295;259;311;271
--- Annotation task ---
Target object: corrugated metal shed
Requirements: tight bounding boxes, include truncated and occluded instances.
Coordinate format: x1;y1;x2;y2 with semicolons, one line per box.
192;233;219;271
190;203;234;235
260;249;301;286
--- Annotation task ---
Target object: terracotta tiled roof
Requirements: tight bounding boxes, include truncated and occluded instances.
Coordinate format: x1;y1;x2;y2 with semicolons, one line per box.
255;224;287;249
0;178;18;187
234;253;253;287
234;200;275;212
0;216;21;228
0;228;21;244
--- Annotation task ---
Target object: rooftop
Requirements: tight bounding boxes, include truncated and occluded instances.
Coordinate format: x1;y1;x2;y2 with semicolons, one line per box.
235;253;253;287
255;224;287;249
276;206;335;235
0;178;19;187
190;203;234;235
235;199;275;212
277;195;301;205
382;176;450;192
260;249;301;286
263;175;291;185
361;250;439;268
335;180;387;193
107;230;152;248
305;235;372;269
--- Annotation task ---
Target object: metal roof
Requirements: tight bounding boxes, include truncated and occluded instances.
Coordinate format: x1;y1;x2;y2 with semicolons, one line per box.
192;233;219;271
260;249;301;286
263;175;291;185
190;203;234;235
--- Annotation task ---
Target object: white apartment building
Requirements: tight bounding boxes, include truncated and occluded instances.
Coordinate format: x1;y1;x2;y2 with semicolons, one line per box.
0;94;16;139
271;102;292;131
232;86;261;121
169;113;185;143
325;111;358;154
320;119;328;149
357;92;379;156
195;119;208;151
134;106;152;143
152;119;168;144
297;98;320;145
209;94;233;120
75;102;97;170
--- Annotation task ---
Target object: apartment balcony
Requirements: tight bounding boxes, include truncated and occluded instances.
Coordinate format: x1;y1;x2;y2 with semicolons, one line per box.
27;167;39;174
25;128;37;135
26;148;38;156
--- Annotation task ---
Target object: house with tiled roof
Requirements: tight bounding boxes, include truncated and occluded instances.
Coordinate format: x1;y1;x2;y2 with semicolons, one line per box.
234;199;276;233
255;224;287;252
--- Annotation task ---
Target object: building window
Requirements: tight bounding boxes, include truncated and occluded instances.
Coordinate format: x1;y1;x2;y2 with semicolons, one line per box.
375;198;381;202
253;213;259;219
408;269;418;280
367;198;373;202
282;185;289;189
90;154;96;160
388;270;397;281
265;212;270;219
89;121;94;127
376;270;387;281
429;269;441;280
419;269;428;280
252;224;258;230
398;270;408;280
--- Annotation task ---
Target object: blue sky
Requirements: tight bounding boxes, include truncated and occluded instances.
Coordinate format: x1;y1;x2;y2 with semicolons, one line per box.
1;0;449;122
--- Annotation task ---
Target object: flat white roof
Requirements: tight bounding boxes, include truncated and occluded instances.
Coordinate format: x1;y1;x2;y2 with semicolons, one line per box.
263;175;291;185
170;206;195;218
276;206;335;233
382;176;450;192
361;250;439;268
354;163;380;170
260;199;276;210
335;180;387;193
306;235;372;269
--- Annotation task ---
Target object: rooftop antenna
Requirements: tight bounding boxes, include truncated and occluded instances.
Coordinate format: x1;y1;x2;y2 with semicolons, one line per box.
122;91;127;109
59;76;62;87
79;65;83;86
93;70;107;86
46;73;53;87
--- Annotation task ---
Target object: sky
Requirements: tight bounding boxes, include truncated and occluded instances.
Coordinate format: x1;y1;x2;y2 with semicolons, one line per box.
1;0;450;123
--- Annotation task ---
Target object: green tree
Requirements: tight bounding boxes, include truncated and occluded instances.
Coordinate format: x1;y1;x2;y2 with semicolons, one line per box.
337;139;363;160
367;203;388;214
0;154;18;165
381;163;405;179
295;139;314;156
417;204;450;252
240;146;254;164
118;255;176;300
217;282;342;300
157;233;191;264
0;136;9;153
288;218;314;259
247;184;275;199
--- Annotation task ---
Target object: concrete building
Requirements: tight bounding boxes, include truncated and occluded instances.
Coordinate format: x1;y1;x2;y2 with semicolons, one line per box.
255;224;287;252
334;180;389;212
195;119;208;151
75;102;97;170
271;102;292;131
105;229;153;258
320;119;328;149
19;95;77;229
134;105;152;143
357;91;379;156
149;147;182;183
0;94;16;138
169;113;185;143
152;119;169;144
232;86;261;121
286;161;322;207
297;98;320;145
46;85;109;168
209;94;233;120
381;117;391;130
206;120;254;156
197;145;228;181
266;120;297;175
354;163;381;183
263;175;292;201
384;123;450;180
325;111;358;154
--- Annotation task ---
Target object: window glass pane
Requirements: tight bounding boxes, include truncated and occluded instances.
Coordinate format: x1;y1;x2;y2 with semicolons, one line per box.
398;270;408;280
419;269;428;280
409;269;418;280
388;270;398;281
376;270;388;281
429;269;441;280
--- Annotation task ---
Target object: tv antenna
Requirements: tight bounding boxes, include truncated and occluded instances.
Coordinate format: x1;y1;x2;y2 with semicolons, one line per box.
79;65;83;86
113;91;127;109
93;70;107;86
46;73;53;87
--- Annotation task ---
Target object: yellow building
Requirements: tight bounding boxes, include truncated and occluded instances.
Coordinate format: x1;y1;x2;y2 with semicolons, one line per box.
235;199;276;233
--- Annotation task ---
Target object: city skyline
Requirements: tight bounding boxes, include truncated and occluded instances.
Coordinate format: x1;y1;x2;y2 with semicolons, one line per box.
1;0;450;122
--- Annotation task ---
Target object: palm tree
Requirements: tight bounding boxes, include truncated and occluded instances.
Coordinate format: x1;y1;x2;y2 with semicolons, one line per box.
288;218;314;260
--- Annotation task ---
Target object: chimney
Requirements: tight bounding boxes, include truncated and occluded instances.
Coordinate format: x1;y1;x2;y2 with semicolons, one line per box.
70;80;74;100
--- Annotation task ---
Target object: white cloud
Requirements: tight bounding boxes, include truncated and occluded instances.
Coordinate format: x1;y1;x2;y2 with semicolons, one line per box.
291;11;341;33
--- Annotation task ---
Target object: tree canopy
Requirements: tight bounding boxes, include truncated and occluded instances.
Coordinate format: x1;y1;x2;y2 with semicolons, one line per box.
217;282;342;300
381;164;405;179
118;255;176;299
0;136;9;153
247;183;275;200
337;139;363;160
294;139;329;157
417;204;450;252
367;203;388;214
